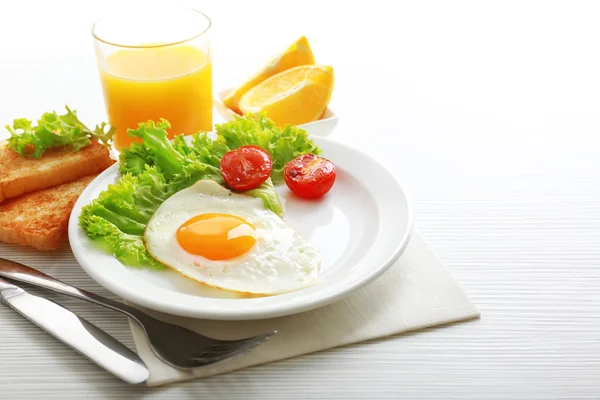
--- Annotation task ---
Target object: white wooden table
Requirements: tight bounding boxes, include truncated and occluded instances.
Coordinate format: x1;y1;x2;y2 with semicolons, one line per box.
0;1;599;398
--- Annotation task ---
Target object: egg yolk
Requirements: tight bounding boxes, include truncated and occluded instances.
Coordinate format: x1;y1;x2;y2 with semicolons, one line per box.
176;213;256;260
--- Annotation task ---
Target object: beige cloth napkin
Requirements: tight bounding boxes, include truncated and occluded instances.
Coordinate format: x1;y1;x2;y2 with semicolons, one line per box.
129;231;479;387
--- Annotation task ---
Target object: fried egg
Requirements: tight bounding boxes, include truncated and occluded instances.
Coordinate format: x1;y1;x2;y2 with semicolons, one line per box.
144;180;320;295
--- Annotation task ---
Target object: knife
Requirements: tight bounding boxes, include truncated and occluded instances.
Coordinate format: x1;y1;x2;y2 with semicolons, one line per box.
0;276;149;384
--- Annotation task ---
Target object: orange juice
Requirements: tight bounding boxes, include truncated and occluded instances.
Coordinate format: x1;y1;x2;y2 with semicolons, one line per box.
99;45;212;149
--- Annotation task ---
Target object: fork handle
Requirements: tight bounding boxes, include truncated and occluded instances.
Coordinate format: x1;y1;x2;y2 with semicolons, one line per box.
0;258;149;326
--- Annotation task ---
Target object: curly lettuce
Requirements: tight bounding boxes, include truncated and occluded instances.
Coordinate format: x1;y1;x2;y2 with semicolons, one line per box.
214;114;321;182
120;114;320;183
79;167;173;269
81;114;320;269
119;115;319;215
6;106;114;158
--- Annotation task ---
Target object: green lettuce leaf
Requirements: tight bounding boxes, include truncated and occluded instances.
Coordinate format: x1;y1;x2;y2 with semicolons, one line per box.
119;142;155;176
245;177;283;217
119;120;223;192
80;214;165;270
214;114;321;183
6;106;114;158
79;166;173;270
125;120;186;178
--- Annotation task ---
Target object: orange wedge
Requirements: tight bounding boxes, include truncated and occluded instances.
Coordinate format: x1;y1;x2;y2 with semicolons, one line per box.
239;65;334;126
223;36;315;114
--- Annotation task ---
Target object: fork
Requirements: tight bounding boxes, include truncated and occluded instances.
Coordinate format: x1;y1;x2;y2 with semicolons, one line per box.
0;258;276;369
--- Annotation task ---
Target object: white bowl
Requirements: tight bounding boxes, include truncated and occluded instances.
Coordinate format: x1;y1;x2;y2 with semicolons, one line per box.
214;88;339;137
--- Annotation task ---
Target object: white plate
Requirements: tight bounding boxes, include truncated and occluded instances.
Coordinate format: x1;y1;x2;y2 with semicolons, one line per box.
68;137;413;320
214;88;339;137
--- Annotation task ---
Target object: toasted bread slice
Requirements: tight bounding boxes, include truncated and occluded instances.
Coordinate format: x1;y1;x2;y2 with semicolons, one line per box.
0;140;114;203
0;174;97;250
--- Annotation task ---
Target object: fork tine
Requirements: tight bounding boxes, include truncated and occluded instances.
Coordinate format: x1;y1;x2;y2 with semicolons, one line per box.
189;330;277;366
199;331;277;356
207;331;277;351
189;342;262;365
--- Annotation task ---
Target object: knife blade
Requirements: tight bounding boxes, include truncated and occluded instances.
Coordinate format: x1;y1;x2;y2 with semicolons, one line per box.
0;277;149;384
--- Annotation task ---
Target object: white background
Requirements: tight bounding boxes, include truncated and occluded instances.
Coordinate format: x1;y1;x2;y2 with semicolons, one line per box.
0;0;599;398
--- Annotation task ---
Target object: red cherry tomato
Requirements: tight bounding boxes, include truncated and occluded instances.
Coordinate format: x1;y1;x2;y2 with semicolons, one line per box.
220;145;272;191
284;154;336;199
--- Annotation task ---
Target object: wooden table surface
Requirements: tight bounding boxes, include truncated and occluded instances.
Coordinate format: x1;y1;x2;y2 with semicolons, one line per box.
0;1;598;398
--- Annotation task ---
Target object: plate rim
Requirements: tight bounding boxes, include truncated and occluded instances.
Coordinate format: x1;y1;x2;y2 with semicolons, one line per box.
68;136;414;320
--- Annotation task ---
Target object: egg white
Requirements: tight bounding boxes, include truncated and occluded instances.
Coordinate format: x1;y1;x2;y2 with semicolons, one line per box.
144;180;321;295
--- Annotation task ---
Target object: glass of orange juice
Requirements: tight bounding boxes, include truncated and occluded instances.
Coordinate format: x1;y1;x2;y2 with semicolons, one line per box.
92;7;212;150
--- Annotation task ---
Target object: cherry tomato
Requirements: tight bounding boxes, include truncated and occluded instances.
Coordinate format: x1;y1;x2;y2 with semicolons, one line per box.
284;154;336;199
220;145;272;191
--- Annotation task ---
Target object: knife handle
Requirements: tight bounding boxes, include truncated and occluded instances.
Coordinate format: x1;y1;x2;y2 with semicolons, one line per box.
1;282;149;384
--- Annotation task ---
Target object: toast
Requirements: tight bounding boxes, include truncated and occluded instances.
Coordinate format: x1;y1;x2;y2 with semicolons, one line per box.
0;174;97;250
0;140;114;203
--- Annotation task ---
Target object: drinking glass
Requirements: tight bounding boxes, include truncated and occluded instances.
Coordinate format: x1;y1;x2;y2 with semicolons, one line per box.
92;7;212;150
